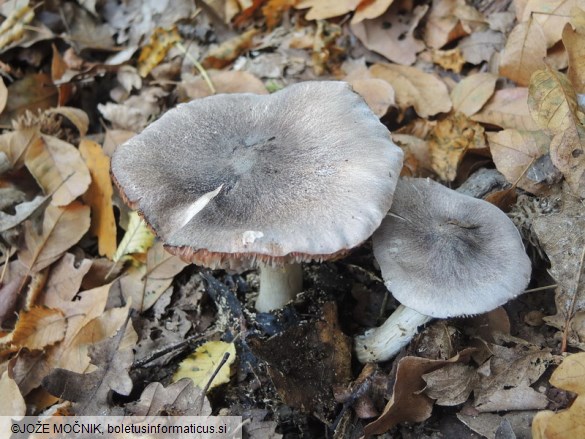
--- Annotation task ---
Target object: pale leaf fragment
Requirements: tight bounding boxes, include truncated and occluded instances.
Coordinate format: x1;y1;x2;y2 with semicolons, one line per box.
370;63;451;118
349;78;395;117
351;0;395;23
499;19;547;87
0;371;26;421
25;134;91;206
80;139;117;258
458;30;505;65
296;0;361;20
451;73;497;116
18;202;91;273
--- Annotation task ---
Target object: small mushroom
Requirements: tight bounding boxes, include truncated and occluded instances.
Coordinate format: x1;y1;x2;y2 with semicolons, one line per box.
355;178;532;363
111;81;403;312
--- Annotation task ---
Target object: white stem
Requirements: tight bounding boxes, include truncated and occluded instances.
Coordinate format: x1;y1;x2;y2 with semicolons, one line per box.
255;263;303;312
354;304;433;363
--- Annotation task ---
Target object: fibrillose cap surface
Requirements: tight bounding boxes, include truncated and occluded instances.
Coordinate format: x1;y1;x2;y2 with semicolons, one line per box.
373;178;532;318
112;81;403;269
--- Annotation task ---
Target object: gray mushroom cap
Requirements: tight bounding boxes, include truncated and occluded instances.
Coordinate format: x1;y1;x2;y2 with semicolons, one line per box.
373;178;532;318
111;81;403;269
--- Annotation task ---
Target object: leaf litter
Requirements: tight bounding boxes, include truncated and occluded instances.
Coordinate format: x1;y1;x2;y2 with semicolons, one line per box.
0;0;585;436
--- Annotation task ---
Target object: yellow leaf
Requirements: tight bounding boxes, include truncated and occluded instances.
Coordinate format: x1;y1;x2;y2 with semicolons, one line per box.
18;202;91;273
499;19;547;87
429;112;485;181
450;72;497;116
137;27;181;77
80;139;117;259
25;134;91;206
113;211;155;263
532;353;585;438
173;341;236;390
370;63;452;118
10;307;67;350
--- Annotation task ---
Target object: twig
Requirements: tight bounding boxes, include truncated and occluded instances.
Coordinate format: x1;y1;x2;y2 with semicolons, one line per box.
175;41;216;95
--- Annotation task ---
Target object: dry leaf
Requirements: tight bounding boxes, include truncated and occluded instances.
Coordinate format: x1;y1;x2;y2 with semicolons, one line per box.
521;0;585;48
0;371;26;420
499;19;547;87
0;127;37;169
487;129;552;194
178;70;267;101
262;0;298;29
451;73;497;116
529;67;585;196
429;112;486;181
0;74;58;126
431;48;466;73
533;192;585;350
202;28;259;69
532;353;585;439
0;77;7;114
350;4;427;66
364;349;475;436
424;0;472;49
119;241;188;312
563;21;585;94
25;134;91;207
296;0;360;20
458;30;505;65
423;363;478;406
352;0;395;23
471;87;539;131
349;78;395;117
80;139;117;259
137;26;181;77
173;341;236;390
127;379;211;416
18;202;91;273
9;307;67;350
45;107;89;137
370;63;452;118
0;194;50;233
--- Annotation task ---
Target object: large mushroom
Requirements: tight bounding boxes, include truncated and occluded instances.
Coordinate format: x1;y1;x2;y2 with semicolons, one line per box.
111;81;403;312
355;178;532;363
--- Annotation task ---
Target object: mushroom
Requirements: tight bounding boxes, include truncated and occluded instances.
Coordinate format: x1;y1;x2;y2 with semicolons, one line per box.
355;177;532;363
111;81;403;312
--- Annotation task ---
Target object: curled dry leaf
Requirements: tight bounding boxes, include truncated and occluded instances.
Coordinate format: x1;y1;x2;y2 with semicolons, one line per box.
429;112;486;182
563;21;585;94
363;349;475;436
8;307;67;350
0;78;6;114
499;19;547;86
450;73;497;117
350;4;428;66
25;134;91;207
45;107;89;137
471;88;539;131
487;129;552;194
18;202;90;273
80;139;117;259
532;352;585;439
370;63;452;118
423;363;478;406
0;127;37;169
